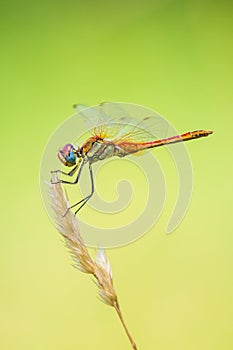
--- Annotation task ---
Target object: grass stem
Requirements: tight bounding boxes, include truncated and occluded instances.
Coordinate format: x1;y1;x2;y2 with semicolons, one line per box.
114;300;138;350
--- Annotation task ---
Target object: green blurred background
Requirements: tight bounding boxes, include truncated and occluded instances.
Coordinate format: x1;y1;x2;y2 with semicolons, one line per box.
1;0;232;349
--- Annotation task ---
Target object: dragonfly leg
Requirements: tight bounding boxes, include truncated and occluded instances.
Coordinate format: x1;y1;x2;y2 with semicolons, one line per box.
51;160;85;185
62;163;94;217
51;164;79;177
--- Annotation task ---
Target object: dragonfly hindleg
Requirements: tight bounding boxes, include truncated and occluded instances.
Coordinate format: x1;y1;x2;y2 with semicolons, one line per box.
62;163;94;216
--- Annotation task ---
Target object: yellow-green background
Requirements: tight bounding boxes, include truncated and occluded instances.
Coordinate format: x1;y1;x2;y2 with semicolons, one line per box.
1;1;232;349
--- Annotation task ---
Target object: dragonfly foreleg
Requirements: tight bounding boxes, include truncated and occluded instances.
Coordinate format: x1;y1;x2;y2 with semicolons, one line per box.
51;159;85;185
51;164;79;177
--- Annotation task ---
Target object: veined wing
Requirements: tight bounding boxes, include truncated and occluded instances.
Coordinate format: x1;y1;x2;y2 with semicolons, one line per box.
74;102;169;144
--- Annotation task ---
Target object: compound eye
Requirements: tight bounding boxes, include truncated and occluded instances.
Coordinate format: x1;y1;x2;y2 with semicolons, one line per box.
66;149;75;163
57;144;77;166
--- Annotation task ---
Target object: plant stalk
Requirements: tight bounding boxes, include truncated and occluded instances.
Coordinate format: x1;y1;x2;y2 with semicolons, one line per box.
114;300;138;350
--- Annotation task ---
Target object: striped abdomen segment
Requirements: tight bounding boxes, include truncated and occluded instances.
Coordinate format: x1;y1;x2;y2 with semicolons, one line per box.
118;130;213;155
144;130;213;149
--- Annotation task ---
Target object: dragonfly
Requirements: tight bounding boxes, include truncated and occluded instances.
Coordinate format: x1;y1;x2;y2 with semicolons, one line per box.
51;102;213;216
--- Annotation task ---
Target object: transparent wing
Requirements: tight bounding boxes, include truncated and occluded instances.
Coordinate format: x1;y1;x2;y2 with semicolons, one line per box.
74;102;169;143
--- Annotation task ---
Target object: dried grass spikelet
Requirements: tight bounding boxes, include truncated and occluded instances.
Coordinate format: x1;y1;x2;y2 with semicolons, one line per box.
49;176;95;275
94;248;117;306
48;176;138;350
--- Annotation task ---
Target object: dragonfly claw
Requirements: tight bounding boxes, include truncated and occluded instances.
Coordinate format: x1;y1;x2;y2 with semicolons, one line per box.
62;208;70;217
50;179;60;185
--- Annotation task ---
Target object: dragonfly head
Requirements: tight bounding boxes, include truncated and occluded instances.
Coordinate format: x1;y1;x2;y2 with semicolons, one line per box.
58;144;80;167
